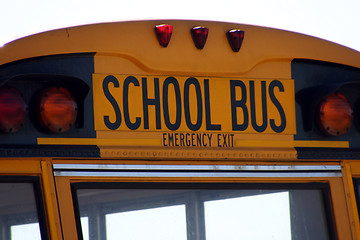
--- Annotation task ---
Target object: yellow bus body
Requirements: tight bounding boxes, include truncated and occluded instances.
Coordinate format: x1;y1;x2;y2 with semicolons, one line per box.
0;20;360;239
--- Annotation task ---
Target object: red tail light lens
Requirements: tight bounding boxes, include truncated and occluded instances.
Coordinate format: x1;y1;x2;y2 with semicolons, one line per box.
38;87;77;133
317;93;353;136
191;26;209;49
155;24;173;47
227;29;245;52
0;87;27;133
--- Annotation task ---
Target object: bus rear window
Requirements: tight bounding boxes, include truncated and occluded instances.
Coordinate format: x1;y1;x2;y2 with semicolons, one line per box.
72;183;334;240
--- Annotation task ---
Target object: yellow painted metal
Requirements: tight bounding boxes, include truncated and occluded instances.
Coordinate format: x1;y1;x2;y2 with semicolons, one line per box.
37;137;162;146
0;159;62;239
99;146;297;160
92;74;295;134
236;140;349;148
0;20;359;239
53;170;353;239
37;136;348;160
55;176;78;239
2;20;353;160
1;20;360;73
0;157;348;239
328;177;354;239
38;137;349;148
40;160;62;240
341;163;360;239
0;159;41;174
346;163;360;175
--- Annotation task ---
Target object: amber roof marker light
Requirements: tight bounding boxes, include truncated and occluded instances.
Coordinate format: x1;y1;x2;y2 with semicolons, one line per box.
191;26;209;49
317;92;353;136
37;86;78;133
227;29;245;52
155;24;173;47
0;87;28;133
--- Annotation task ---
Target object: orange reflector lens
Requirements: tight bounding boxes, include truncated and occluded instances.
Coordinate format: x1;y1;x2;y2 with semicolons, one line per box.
155;24;173;47
191;26;209;49
0;87;27;133
227;29;245;52
38;87;77;133
317;93;353;136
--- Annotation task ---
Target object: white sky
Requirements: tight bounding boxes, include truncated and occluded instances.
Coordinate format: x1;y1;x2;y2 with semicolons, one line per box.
1;0;360;51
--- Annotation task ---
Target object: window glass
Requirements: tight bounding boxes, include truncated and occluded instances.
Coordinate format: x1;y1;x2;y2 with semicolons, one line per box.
73;183;333;240
81;217;89;240
106;205;186;240
0;181;45;240
204;192;291;240
352;178;360;222
11;223;41;240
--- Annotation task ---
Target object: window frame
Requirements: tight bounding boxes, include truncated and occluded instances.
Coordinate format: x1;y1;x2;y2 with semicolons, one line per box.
71;181;336;240
53;162;353;239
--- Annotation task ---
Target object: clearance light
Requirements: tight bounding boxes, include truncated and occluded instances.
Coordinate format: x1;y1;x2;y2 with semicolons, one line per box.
191;26;209;49
0;87;27;133
227;29;245;52
38;87;77;133
155;24;173;47
317;93;353;136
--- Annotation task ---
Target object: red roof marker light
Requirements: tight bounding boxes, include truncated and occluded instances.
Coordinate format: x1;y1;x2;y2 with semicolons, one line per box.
191;26;209;49
227;29;245;52
0;87;27;133
155;24;173;47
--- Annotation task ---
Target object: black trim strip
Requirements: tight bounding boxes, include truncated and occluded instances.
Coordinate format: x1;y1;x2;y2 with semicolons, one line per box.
0;145;100;157
296;147;360;159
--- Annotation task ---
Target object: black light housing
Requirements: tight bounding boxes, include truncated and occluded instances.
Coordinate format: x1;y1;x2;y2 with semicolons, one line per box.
296;82;360;133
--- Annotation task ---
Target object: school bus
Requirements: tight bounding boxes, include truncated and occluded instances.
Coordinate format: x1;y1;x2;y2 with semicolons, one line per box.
0;19;360;239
